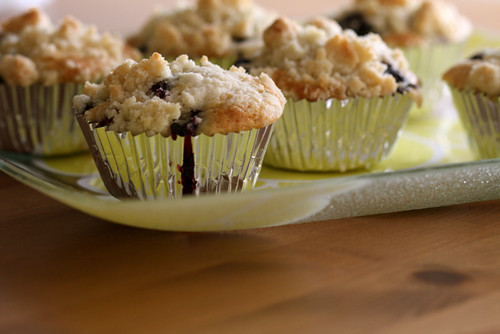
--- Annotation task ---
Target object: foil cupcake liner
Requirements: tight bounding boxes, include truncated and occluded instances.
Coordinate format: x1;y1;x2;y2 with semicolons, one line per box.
0;83;87;156
403;42;466;118
264;95;414;172
449;87;500;159
76;112;274;199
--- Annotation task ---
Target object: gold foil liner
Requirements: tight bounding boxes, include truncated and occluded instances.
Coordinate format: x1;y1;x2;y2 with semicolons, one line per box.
403;42;466;118
264;95;414;172
449;87;500;159
0;83;87;156
76;112;274;199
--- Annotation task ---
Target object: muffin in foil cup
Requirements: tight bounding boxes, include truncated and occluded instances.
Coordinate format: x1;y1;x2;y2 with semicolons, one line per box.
76;112;274;200
0;83;88;156
448;87;500;159
264;94;414;172
404;42;466;118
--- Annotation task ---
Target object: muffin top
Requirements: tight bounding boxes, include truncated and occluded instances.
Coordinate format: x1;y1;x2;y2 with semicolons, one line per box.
335;0;472;47
73;53;285;137
443;49;500;97
246;17;420;102
0;8;141;86
128;0;276;59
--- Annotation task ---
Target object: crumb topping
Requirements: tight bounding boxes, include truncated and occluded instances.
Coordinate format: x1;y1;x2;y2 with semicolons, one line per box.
336;0;472;47
0;8;141;86
443;49;500;97
74;53;285;137
246;17;420;102
128;0;276;59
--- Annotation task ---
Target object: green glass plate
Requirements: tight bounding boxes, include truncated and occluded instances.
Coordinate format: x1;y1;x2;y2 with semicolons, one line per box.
1;31;500;231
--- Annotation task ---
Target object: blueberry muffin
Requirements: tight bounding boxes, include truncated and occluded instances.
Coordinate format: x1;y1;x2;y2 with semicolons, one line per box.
335;0;472;117
128;0;276;67
74;52;285;199
246;17;420;171
443;49;500;159
0;8;141;155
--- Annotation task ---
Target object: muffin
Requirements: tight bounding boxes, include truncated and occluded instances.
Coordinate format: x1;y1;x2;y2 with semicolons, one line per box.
127;0;276;68
0;8;141;155
73;52;285;199
443;49;500;159
245;17;420;172
335;0;472;117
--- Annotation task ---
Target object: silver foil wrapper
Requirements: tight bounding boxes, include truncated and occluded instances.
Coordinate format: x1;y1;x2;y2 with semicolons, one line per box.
0;83;87;156
76;112;274;199
449;87;500;159
264;95;414;172
403;42;465;118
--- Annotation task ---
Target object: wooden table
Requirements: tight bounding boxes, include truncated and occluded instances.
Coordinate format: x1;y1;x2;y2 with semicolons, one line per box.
2;0;500;332
2;171;500;333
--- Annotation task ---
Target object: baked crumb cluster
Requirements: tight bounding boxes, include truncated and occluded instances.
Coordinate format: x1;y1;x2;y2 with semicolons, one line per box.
128;0;276;59
74;53;285;137
246;17;420;102
0;8;140;86
443;49;500;97
336;0;472;47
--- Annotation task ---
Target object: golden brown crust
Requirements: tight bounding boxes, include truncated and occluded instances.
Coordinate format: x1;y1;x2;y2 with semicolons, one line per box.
0;8;141;86
336;0;472;47
443;50;500;97
74;53;285;137
248;17;420;102
0;55;39;86
1;8;51;33
128;0;276;58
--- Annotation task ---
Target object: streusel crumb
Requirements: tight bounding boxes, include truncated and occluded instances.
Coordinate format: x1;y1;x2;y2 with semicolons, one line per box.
336;0;472;47
128;0;276;59
0;8;141;86
247;17;420;102
443;49;500;97
74;53;285;137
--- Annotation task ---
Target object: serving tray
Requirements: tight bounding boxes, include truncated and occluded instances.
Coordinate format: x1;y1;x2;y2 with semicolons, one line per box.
1;31;500;231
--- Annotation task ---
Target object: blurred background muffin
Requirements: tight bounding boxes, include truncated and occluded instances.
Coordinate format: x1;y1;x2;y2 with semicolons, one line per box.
443;49;500;159
127;0;277;68
0;8;141;155
334;0;472;118
245;17;420;171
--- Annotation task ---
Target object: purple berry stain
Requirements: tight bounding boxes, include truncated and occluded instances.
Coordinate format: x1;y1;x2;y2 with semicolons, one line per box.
151;80;171;99
170;110;202;196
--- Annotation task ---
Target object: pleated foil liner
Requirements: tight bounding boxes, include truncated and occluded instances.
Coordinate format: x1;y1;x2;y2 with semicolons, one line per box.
76;113;274;200
449;87;500;159
264;95;414;172
0;83;87;156
403;41;465;118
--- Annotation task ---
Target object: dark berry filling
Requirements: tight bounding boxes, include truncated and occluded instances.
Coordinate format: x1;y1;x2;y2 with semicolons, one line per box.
179;133;196;196
170;110;203;196
151;80;171;99
383;62;417;94
170;109;202;137
95;116;114;128
469;53;484;60
232;36;248;43
233;52;251;72
337;12;375;36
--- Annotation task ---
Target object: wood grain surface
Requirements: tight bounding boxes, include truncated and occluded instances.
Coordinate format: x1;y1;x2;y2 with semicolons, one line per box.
2;171;500;333
2;0;500;332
